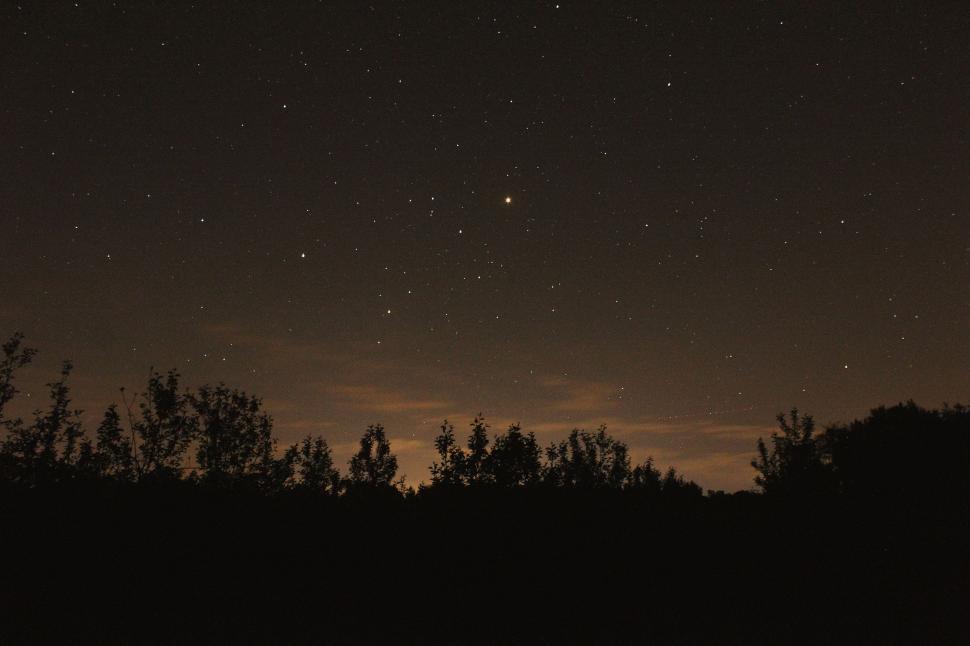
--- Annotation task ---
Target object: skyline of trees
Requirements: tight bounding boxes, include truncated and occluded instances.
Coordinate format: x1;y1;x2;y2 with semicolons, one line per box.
3;332;969;644
1;332;967;498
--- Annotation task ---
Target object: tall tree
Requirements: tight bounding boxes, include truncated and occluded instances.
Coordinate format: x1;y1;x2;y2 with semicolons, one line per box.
462;415;491;485
130;370;197;480
290;435;340;494
486;424;541;487
348;424;398;487
0;361;84;485
752;408;829;496
0;332;36;426
191;384;276;485
629;457;663;493
91;405;134;480
543;426;631;488
430;420;464;486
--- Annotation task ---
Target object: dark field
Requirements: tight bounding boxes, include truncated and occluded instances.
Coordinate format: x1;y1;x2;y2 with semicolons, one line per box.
3;483;968;645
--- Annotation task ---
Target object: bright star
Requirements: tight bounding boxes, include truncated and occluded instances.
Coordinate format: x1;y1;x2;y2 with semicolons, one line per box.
504;196;512;204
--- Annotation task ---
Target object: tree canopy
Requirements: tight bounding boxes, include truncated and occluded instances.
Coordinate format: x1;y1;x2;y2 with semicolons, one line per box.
1;333;966;504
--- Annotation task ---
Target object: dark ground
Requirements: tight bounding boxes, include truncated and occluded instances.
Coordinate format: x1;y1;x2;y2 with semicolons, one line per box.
3;483;968;645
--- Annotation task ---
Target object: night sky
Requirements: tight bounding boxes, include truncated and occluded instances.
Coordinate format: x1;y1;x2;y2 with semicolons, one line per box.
3;2;968;491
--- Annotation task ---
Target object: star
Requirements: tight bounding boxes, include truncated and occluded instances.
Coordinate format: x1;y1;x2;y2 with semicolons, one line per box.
504;196;512;204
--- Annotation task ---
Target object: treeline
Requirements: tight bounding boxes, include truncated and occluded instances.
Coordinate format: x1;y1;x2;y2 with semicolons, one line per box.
0;333;699;496
3;333;970;644
752;403;970;501
2;331;969;501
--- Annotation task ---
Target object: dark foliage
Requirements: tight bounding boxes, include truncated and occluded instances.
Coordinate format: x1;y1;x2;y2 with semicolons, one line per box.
429;419;463;486
543;425;631;488
288;435;340;494
89;405;134;480
347;423;399;488
1;333;968;644
819;401;970;501
191;383;280;487
0;360;84;486
752;408;832;496
129;370;197;480
482;423;542;487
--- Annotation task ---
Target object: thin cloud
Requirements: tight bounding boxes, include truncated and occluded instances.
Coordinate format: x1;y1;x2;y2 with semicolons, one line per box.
534;376;623;414
325;383;453;413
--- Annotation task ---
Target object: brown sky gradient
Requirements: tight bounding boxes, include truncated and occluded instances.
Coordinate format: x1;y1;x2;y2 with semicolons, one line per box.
2;2;968;492
3;310;964;492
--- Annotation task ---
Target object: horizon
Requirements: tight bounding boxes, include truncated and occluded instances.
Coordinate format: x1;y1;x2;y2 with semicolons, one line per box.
3;339;961;492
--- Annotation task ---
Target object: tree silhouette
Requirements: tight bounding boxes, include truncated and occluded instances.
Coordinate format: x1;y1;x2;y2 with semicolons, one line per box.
89;405;134;480
348;424;398;487
0;332;36;426
752;408;830;496
462;414;490;485
129;370;197;480
818;401;970;499
191;384;277;486
486;423;542;487
543;425;631;488
4;332;964;518
289;435;340;494
430;420;464;486
660;466;703;497
0;360;84;486
629;457;663;494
